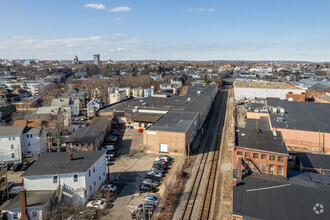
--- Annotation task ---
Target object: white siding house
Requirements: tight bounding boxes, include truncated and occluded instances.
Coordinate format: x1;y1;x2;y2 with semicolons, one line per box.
21;127;47;157
87;99;102;117
22;151;107;205
0;126;25;163
2;190;54;220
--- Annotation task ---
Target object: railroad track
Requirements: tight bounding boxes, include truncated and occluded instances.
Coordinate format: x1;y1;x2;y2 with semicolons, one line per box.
180;87;228;220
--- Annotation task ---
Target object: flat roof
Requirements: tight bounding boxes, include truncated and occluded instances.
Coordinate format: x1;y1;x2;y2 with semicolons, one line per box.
245;117;271;131
234;80;300;89
267;98;330;133
233;175;330;219
100;84;217;113
297;152;330;171
236;128;287;154
2;190;55;210
147;111;198;133
22;151;106;177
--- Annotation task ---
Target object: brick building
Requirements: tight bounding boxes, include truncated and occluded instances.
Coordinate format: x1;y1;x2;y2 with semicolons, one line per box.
247;98;330;153
306;83;330;103
285;93;305;102
233;128;289;177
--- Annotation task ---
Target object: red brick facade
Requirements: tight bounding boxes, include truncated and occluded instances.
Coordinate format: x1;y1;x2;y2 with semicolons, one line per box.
233;147;288;177
286;93;305;102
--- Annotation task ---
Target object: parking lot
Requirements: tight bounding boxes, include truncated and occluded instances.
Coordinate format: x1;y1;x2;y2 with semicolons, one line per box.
102;152;183;219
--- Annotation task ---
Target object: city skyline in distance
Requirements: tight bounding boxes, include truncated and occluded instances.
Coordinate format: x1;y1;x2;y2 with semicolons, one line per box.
1;0;330;62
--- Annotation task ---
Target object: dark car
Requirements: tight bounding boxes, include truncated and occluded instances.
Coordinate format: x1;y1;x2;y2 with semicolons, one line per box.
142;178;160;187
139;184;157;193
137;203;156;212
131;210;151;219
145;174;161;181
151;167;165;174
11;163;23;172
21;162;31;171
3;162;14;171
152;164;168;170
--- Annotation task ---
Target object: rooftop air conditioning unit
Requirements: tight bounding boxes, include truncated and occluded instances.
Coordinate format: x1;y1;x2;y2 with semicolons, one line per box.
187;97;191;101
276;117;283;122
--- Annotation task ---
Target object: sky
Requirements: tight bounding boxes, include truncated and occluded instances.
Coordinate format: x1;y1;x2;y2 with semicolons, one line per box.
0;0;330;62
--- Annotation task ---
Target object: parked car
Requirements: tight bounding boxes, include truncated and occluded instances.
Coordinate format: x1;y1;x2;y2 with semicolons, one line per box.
21;162;32;171
151;167;165;174
137;203;156;212
86;200;107;210
101;184;117;193
153;160;167;166
103;145;115;151
2;163;14;171
137;128;144;133
147;170;162;178
139;184;157;193
107;151;115;158
142;178;159;187
11;163;23;172
145;195;160;205
159;155;172;161
131;210;151;219
152;164;168;170
110;131;119;136
145;174;161;181
155;156;169;163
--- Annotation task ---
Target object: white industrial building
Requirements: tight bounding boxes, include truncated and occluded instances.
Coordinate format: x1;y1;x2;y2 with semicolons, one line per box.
234;80;305;100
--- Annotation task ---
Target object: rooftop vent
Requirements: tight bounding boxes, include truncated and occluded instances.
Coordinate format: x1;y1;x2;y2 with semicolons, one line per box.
272;131;277;136
187;97;191;101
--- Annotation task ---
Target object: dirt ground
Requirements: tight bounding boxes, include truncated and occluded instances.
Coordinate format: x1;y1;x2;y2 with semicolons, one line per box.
211;86;234;220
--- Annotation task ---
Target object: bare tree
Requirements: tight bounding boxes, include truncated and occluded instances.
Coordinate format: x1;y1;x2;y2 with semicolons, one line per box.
45;113;66;152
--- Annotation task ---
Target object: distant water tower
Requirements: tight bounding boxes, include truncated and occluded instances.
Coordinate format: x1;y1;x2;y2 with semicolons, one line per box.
74;55;78;64
93;54;100;65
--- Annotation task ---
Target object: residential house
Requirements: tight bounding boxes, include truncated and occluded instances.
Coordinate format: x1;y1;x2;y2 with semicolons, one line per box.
108;88;127;104
37;106;71;127
61;91;86;108
1;190;55;220
0;104;16;120
21;127;47;157
0;126;26;163
65;117;112;151
144;86;154;98
51;98;80;116
15;96;41;111
0;93;19;104
132;88;144;98
171;78;183;88
21;151;106;205
87;99;102;118
74;71;88;79
0;126;47;162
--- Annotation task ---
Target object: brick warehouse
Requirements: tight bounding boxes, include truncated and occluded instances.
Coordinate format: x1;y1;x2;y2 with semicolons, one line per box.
99;83;218;154
247;98;330;152
233;128;289;177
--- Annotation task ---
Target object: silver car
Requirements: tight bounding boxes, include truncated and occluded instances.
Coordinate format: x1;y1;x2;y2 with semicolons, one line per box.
142;178;160;186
